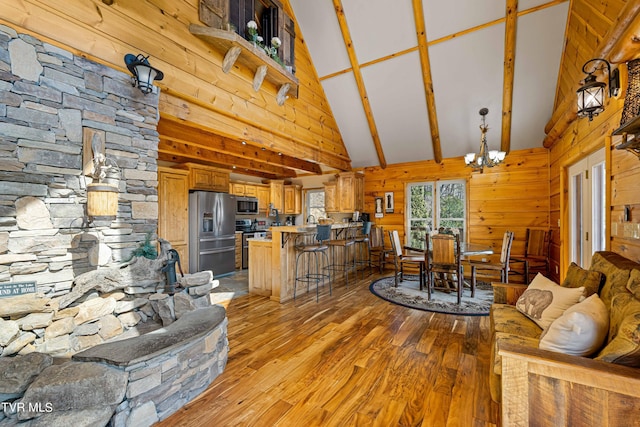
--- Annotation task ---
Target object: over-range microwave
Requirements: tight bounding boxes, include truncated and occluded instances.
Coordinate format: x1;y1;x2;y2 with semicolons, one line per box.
236;196;259;214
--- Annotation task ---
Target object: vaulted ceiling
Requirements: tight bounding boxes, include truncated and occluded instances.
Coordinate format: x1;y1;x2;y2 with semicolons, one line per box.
158;0;633;179
289;0;570;169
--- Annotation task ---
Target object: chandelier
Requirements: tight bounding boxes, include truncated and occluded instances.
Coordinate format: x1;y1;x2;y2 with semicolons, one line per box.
464;108;506;172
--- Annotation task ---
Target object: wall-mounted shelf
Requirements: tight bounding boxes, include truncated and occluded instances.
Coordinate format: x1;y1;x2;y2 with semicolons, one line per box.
612;116;640;159
190;25;298;105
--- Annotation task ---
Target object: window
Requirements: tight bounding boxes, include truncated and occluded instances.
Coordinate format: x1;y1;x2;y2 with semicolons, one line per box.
406;180;466;249
306;189;325;223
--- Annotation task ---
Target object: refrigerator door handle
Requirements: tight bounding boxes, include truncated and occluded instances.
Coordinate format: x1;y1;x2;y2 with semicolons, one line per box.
200;247;235;255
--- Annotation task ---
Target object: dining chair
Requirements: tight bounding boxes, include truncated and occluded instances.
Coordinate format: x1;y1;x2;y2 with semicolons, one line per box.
369;225;392;273
469;230;514;289
388;230;425;288
510;229;551;284
426;232;463;303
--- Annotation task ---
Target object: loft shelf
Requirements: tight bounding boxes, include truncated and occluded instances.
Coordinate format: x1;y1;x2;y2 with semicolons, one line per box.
190;25;298;105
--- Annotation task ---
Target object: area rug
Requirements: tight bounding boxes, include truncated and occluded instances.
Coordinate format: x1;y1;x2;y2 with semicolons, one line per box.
369;275;493;316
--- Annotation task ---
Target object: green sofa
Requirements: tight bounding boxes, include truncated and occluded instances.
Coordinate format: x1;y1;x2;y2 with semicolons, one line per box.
489;251;640;424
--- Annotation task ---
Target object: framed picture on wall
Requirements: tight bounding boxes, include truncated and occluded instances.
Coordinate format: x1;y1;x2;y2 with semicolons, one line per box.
385;192;394;213
375;197;384;218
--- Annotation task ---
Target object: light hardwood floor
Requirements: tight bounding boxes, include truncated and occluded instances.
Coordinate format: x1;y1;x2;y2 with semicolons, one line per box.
158;272;500;426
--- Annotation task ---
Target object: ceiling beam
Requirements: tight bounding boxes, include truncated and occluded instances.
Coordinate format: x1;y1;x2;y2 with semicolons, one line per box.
158;119;322;174
158;138;297;178
501;0;518;154
157;152;279;180
412;0;442;163
159;96;352;172
332;0;387;169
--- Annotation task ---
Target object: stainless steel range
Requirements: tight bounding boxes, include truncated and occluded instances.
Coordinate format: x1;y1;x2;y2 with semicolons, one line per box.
235;219;266;269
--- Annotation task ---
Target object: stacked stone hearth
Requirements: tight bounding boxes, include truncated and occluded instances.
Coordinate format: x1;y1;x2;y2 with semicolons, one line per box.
0;27;230;426
0;264;225;426
0;268;220;358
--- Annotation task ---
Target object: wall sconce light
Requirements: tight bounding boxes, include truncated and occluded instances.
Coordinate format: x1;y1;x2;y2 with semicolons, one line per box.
124;53;164;94
576;58;620;121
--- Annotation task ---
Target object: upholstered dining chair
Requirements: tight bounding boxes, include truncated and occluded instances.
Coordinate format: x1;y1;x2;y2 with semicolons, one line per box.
469;230;514;290
426;232;464;303
388;230;425;288
510;229;551;284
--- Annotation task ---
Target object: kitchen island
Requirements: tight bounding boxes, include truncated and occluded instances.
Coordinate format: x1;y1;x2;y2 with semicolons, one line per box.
248;222;360;302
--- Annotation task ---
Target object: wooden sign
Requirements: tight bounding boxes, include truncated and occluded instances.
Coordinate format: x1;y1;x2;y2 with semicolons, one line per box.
0;281;37;298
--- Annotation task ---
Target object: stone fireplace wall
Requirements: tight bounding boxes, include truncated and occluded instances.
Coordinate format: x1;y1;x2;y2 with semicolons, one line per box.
0;26;160;297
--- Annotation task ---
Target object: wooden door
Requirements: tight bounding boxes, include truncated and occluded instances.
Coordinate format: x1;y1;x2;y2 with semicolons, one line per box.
158;167;190;273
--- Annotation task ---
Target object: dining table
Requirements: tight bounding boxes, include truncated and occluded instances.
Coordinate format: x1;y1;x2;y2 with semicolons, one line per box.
403;241;494;292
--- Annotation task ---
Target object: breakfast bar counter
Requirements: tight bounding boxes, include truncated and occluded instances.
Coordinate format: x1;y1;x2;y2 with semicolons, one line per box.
248;222;358;302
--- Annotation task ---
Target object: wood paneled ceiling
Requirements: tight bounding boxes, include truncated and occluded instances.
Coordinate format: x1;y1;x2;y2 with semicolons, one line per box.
159;0;635;179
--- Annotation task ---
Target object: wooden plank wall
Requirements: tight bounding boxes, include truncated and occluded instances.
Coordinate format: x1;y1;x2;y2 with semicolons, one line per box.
363;148;550;277
0;0;350;170
550;68;640;270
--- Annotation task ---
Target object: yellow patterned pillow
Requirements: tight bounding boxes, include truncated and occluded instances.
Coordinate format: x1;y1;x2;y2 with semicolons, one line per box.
607;292;640;344
561;262;604;297
595;312;640;367
626;269;640;301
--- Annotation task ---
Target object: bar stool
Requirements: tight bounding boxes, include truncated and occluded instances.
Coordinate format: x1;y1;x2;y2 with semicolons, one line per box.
354;221;372;278
327;223;357;288
294;224;332;301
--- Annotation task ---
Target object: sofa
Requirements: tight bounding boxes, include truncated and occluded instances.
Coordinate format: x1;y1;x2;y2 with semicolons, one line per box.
489;251;640;426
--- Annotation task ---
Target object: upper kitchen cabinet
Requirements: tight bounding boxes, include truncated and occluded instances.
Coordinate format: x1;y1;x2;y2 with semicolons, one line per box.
229;182;259;197
283;185;301;214
269;180;284;212
324;172;364;213
158;167;190;272
256;186;270;212
186;163;230;192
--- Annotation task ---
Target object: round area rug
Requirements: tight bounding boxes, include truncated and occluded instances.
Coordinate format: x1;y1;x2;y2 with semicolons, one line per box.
369;275;493;316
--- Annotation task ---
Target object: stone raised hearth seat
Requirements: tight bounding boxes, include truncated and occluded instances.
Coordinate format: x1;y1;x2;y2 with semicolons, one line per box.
2;306;228;427
489;251;640;425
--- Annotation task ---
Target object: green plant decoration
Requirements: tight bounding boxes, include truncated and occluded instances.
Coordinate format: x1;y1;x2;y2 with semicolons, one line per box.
130;233;158;260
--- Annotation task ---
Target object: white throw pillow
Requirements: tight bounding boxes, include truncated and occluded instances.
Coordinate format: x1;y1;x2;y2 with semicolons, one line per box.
516;273;585;329
539;294;609;356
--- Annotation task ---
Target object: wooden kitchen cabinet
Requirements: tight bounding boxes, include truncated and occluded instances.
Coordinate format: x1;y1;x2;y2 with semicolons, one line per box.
187;163;229;192
257;186;270;212
269;180;284;212
248;239;272;297
283;185;301;214
158;167;189;273
324;172;364;213
230;182;258;197
235;232;242;270
324;181;337;212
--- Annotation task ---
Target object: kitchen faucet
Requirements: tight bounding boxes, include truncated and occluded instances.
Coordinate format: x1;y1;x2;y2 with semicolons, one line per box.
307;214;316;224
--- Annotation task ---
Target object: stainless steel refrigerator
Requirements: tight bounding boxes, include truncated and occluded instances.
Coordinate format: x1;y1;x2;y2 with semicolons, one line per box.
189;191;236;277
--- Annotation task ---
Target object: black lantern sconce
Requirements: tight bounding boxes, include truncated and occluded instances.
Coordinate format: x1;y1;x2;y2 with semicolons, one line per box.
124;54;164;94
576;58;620;121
